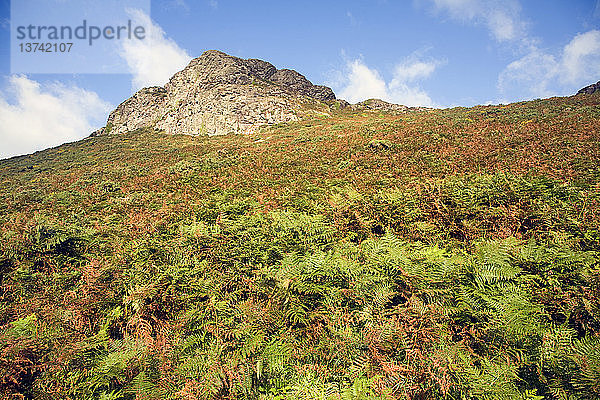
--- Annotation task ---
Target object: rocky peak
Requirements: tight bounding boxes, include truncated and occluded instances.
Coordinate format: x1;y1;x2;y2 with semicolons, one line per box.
95;50;337;137
169;50;257;87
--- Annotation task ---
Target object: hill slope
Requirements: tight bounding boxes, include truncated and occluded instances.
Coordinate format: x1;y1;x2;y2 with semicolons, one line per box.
1;94;600;399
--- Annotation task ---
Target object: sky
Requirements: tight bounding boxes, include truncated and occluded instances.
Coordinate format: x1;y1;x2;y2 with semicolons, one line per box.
0;0;599;159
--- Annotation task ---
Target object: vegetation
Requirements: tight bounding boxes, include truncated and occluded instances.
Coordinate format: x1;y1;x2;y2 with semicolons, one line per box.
1;94;599;399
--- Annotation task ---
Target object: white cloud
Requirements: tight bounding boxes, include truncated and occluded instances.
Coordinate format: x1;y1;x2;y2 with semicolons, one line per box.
499;30;600;100
120;9;192;91
339;60;389;103
392;60;437;82
562;30;600;84
428;0;526;42
208;0;218;9
336;57;440;107
388;81;437;107
499;50;557;98
0;75;112;159
427;1;599;101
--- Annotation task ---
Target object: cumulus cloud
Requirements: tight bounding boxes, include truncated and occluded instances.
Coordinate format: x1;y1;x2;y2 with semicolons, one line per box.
392;59;438;82
562;30;600;84
0;75;112;159
499;30;600;99
338;60;389;103
427;1;600;100
120;9;192;91
336;57;441;107
428;0;527;42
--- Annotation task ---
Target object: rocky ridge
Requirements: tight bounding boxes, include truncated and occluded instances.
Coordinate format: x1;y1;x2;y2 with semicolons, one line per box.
94;50;422;137
95;50;338;136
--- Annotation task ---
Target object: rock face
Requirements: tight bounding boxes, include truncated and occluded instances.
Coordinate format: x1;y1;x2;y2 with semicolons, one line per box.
577;81;600;95
95;50;337;136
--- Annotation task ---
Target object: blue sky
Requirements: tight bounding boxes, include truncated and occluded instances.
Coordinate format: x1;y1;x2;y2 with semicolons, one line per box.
0;0;599;159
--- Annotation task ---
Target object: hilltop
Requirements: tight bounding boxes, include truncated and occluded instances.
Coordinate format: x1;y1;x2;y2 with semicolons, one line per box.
0;66;600;399
93;50;422;138
94;50;339;137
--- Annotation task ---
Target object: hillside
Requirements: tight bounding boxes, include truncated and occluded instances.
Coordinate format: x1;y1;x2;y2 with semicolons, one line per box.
1;93;600;399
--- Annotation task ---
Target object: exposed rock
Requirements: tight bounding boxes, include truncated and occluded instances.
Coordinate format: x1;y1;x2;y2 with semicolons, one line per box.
336;99;351;109
106;87;167;134
577;81;600;95
354;99;408;112
246;58;277;80
368;139;392;151
96;50;337;136
348;98;433;113
308;85;337;102
270;69;336;101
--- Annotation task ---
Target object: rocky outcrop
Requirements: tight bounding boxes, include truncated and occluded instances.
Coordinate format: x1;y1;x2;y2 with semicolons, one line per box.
96;50;337;136
344;98;432;113
269;69;335;102
577;81;600;95
103;87;167;134
353;99;409;112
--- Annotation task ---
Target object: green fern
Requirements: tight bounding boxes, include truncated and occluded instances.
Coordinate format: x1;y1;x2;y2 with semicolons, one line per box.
571;335;600;395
